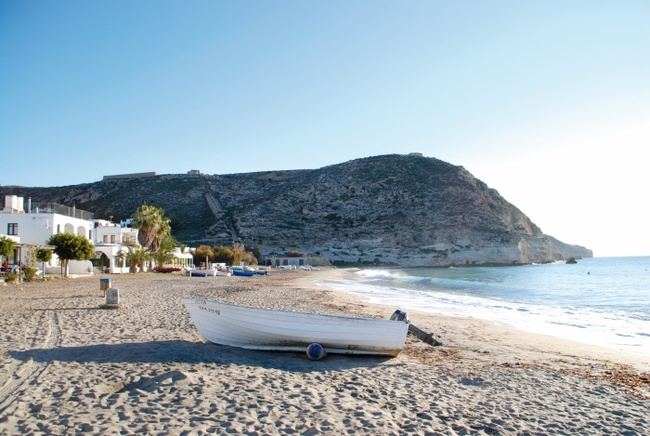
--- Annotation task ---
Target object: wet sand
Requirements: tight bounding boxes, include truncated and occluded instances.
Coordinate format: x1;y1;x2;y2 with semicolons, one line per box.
0;270;648;434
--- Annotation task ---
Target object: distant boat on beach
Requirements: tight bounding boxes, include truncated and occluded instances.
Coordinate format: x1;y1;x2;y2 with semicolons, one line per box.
189;269;219;277
231;269;256;277
183;298;409;356
189;268;231;277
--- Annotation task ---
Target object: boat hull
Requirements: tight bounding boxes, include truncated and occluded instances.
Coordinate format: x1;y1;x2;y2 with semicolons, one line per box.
183;298;408;356
232;270;256;277
190;269;217;277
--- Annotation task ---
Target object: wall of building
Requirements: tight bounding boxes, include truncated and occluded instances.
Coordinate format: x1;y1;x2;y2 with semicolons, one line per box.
265;256;306;267
0;213;94;246
103;172;157;181
93;225;137;245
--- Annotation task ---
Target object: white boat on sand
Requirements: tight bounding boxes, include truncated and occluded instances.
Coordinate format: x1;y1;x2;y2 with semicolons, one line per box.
189;269;231;277
183;298;409;356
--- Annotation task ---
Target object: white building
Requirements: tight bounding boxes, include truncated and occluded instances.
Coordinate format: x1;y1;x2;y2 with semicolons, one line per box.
92;219;140;273
0;195;145;275
0;195;94;243
0;195;95;274
263;255;307;268
170;247;193;269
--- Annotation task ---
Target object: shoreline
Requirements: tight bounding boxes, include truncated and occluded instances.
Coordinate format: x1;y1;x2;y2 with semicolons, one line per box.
0;270;647;434
294;268;650;372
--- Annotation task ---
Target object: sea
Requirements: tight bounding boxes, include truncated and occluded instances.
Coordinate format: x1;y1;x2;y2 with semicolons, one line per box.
317;257;650;357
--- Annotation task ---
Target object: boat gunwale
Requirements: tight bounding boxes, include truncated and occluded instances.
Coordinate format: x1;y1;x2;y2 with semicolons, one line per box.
188;308;404;342
183;297;408;326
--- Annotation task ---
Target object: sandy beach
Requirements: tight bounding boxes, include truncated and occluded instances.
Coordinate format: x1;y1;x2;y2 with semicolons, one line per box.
0;269;648;435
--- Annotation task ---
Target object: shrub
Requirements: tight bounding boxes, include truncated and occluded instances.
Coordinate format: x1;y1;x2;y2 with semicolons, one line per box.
211;244;258;266
240;251;258;266
193;245;214;265
0;236;16;260
4;271;17;283
212;246;234;264
22;266;38;282
154;266;182;273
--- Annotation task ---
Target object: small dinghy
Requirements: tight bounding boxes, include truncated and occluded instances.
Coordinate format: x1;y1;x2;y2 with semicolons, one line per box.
190;269;218;277
232;269;256;277
183;298;409;356
190;268;231;277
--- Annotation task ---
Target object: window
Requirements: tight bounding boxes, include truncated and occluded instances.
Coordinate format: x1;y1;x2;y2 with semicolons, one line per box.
103;235;108;243
110;235;115;244
7;223;18;236
57;224;61;233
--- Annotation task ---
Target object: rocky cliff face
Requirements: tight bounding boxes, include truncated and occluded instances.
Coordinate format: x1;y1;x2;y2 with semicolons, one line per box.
0;154;592;266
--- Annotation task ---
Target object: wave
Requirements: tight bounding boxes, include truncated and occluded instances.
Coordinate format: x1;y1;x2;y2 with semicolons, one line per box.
354;269;405;279
355;269;530;298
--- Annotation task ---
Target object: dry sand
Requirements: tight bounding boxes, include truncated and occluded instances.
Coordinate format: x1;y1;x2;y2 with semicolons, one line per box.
0;269;648;435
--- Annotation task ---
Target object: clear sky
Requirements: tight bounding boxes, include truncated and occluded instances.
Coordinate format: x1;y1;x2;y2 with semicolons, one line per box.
1;1;648;256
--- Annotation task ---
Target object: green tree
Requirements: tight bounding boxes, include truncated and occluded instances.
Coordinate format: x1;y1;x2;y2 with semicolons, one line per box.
0;236;16;265
132;204;171;251
36;248;53;280
48;233;94;277
152;235;177;268
126;247;150;273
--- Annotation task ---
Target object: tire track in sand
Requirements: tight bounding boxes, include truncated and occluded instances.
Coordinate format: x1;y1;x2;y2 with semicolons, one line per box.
0;310;62;416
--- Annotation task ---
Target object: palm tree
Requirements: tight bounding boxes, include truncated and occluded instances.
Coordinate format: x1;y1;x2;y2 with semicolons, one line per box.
125;247;150;273
152;235;177;268
132;204;171;251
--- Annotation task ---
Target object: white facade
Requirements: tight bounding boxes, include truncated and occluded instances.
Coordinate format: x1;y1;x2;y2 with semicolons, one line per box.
93;221;138;246
0;195;195;276
92;220;140;273
0;195;141;275
170;247;193;269
0;212;93;246
264;256;307;267
0;197;95;272
0;233;20;244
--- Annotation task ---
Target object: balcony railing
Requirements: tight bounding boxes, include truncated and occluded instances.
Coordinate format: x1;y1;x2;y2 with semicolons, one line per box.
32;203;95;220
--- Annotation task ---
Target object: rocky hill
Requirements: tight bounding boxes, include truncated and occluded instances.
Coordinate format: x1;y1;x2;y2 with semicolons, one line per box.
0;154;592;266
